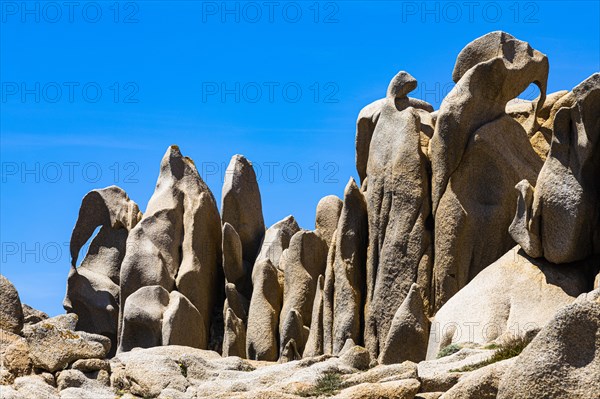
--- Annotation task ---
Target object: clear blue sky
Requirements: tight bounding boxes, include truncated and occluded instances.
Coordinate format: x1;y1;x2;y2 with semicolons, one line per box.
1;1;599;316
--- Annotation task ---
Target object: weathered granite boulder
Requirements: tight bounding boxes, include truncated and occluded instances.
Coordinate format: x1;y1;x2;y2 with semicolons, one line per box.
430;32;548;312
23;316;108;372
379;283;429;364
0;275;24;335
64;185;142;356
315;195;343;247
510;73;600;264
255;215;300;273
331;178;368;354
279;230;328;331
221;154;265;267
426;246;591;359
497;292;600;398
246;259;283;361
119;146;222;351
119;285;205;352
363;71;434;359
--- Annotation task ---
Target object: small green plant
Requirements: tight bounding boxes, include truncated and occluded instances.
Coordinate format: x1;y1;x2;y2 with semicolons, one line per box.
178;362;188;378
450;335;530;372
437;343;462;358
298;371;344;397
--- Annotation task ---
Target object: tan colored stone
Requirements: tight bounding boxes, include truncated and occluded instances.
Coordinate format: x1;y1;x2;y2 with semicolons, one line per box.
379;283;429;364
441;358;515;399
497;298;600;398
430;32;548;311
221;154;265;266
0;275;24;335
333;378;420;399
510;73;600;263
280;230;328;331
363;71;434;359
315;195;343;247
426;246;590;359
331;179;368;355
246;260;283;361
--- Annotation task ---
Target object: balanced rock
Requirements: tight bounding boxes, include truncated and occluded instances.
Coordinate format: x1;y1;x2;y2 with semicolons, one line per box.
0;275;24;335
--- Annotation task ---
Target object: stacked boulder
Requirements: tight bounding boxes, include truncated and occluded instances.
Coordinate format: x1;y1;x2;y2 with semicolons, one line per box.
1;277;113;397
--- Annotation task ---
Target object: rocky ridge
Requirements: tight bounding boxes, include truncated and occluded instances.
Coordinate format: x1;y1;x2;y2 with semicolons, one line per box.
1;31;599;398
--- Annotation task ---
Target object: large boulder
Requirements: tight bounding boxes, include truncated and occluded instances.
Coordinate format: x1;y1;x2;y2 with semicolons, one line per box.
22;316;108;372
254;215;300;273
430;32;548;312
0;329;32;378
426;246;591;359
119;146;222;351
331;178;368;354
379;283;429;364
279;230;328;331
497;292;600;398
22;304;48;326
315;195;343;247
510;73;600;263
363;71;434;359
118;285;205;352
0;275;24;335
441;358;516;399
246;259;283;361
303;275;325;358
64;185;142;356
221;154;265;266
222;222;245;288
222;308;246;358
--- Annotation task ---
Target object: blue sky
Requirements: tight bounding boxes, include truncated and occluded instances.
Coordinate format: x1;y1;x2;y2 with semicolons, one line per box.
1;1;599;316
